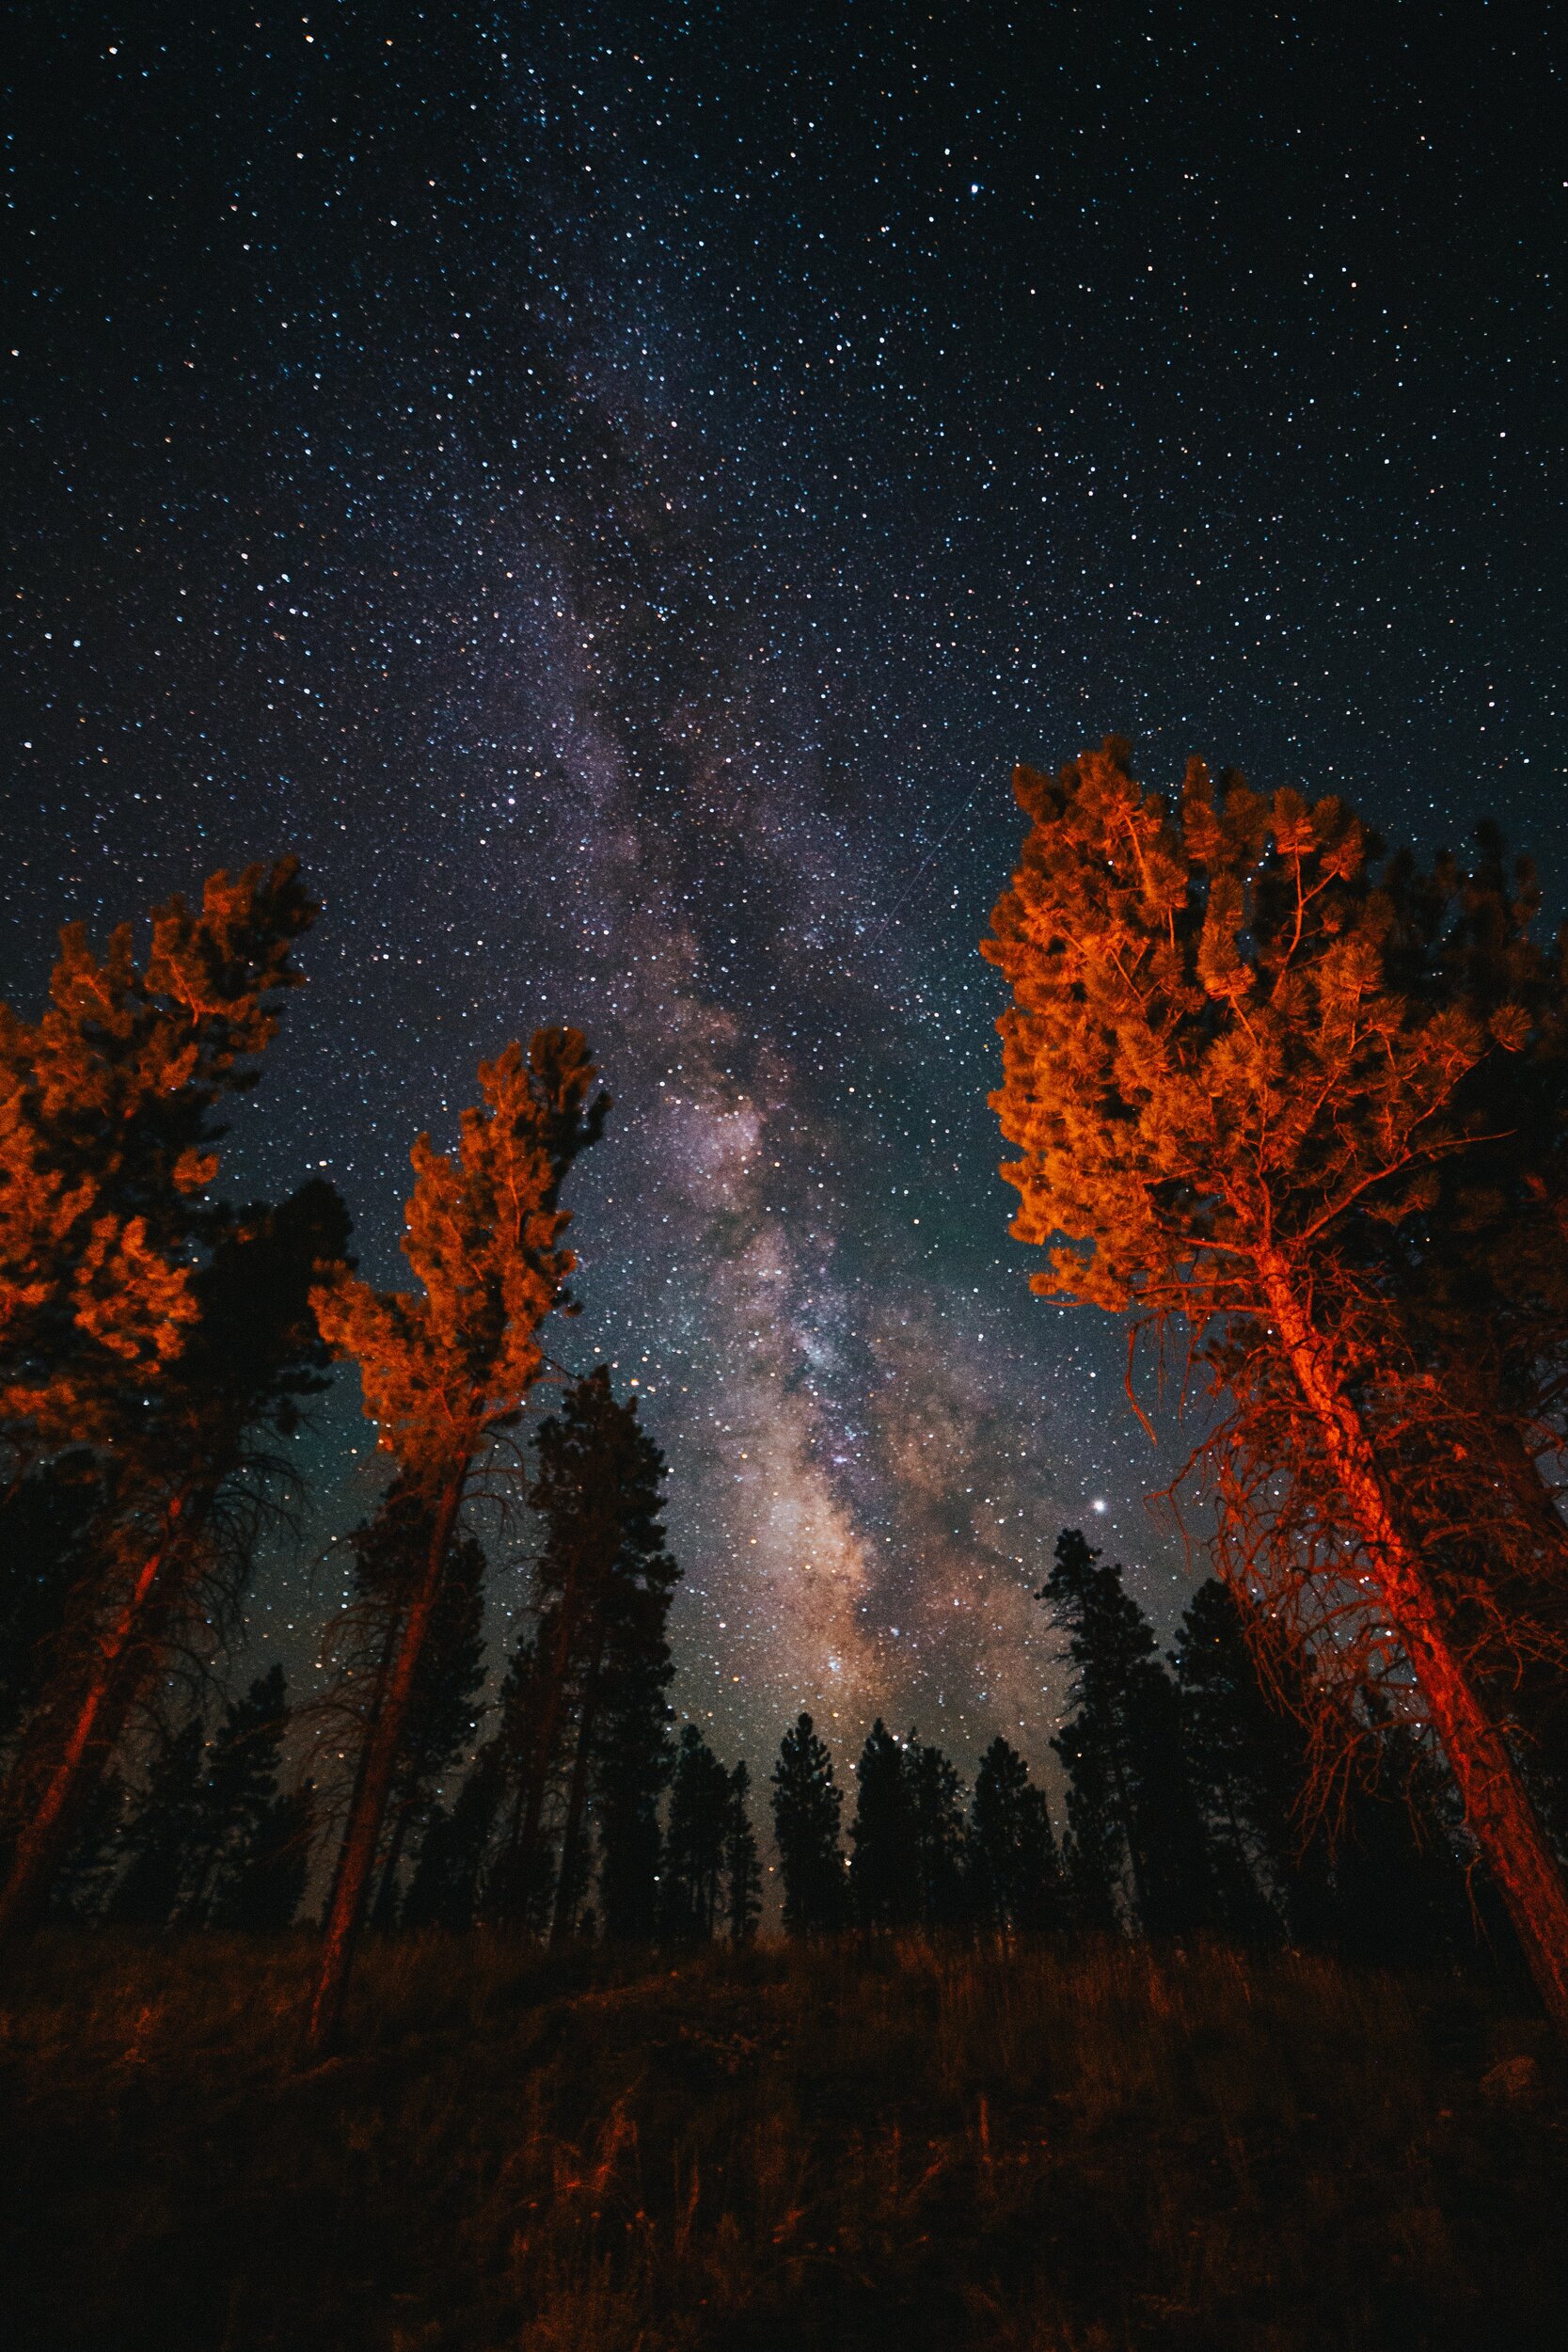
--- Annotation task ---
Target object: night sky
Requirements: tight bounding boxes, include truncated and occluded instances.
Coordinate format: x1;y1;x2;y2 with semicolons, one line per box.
5;5;1561;1779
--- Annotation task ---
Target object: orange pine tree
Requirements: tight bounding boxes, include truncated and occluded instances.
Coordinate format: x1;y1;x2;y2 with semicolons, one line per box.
1;861;313;1467
304;1029;607;2055
0;863;316;1939
982;739;1568;2030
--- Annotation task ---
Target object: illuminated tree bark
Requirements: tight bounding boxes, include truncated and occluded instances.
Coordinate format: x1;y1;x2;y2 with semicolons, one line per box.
308;1468;465;2051
1257;1248;1568;2027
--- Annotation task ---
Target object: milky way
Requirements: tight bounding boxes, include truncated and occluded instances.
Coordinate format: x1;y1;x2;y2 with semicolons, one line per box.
5;7;1560;1779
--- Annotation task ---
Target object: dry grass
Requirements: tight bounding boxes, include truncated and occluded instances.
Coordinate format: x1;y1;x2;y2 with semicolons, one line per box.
3;1930;1564;2350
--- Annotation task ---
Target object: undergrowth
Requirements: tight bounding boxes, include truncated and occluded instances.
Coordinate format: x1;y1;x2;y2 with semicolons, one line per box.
3;1931;1563;2350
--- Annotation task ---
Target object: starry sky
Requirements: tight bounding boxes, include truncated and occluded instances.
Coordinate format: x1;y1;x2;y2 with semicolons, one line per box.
5;4;1562;1781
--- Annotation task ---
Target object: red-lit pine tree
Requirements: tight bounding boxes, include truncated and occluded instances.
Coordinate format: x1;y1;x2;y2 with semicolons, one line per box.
0;865;324;1939
304;1030;606;2054
982;740;1568;2029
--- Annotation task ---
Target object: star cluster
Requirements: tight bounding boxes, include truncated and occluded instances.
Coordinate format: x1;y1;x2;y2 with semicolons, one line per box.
5;5;1560;1774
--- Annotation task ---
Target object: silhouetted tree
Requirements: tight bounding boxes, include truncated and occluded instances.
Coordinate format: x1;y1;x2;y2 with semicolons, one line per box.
109;1665;297;1929
770;1713;847;1935
403;1744;503;1932
594;1627;674;1942
850;1719;917;1928
907;1738;972;1927
661;1724;733;1941
724;1761;762;1946
110;1718;208;1927
1042;1530;1212;1935
1172;1581;1307;1941
533;1375;679;1947
216;1772;314;1931
971;1735;1066;1933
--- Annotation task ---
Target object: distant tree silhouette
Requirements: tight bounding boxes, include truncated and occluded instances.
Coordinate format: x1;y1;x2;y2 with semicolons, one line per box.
403;1745;502;1932
661;1724;733;1941
770;1713;847;1935
109;1666;300;1930
849;1720;917;1928
907;1738;972;1927
1172;1581;1310;1942
481;1371;679;1944
724;1761;762;1946
1043;1530;1212;1935
217;1772;314;1931
110;1717;208;1927
971;1735;1066;1933
593;1613;675;1942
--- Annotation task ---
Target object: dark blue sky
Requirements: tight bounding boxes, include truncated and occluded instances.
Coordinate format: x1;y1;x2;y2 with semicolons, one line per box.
5;2;1561;1775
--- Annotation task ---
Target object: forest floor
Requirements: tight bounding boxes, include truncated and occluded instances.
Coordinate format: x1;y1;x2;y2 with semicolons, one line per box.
3;1929;1565;2352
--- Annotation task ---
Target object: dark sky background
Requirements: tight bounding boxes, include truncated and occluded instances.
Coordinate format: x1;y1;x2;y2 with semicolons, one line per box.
5;3;1561;1783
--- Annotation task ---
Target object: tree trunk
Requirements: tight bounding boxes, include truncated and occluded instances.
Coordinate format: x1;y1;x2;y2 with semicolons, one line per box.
0;1494;189;1942
549;1631;605;1947
322;1614;399;1932
305;1467;466;2057
1258;1252;1568;2034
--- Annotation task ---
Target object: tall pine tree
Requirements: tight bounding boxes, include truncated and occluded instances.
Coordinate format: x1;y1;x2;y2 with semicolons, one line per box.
724;1761;762;1947
983;739;1568;2025
661;1724;734;1941
0;858;333;1939
770;1713;847;1935
971;1735;1066;1933
1042;1530;1212;1936
305;1030;605;2051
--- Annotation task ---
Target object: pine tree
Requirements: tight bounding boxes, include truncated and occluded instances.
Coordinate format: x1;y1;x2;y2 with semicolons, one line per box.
195;1666;294;1925
0;865;330;1941
1173;1582;1291;1940
0;860;314;1471
110;1718;208;1927
724;1761;762;1946
594;1629;674;1943
402;1745;502;1932
907;1739;972;1928
8;1182;347;1929
983;742;1568;2025
218;1774;314;1931
305;1030;606;2052
1042;1530;1212;1936
770;1713;847;1935
971;1736;1066;1933
487;1368;679;1946
108;1666;297;1930
661;1724;734;1941
850;1720;917;1928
